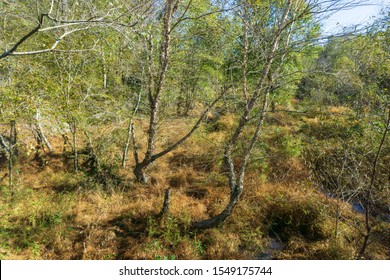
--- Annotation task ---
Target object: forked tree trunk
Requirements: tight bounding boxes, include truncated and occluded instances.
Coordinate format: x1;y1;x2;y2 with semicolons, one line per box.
131;0;176;182
193;0;293;229
132;94;222;183
134;162;149;184
131;0;221;182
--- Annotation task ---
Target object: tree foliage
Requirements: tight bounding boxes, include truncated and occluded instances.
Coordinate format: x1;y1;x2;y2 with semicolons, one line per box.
0;0;389;260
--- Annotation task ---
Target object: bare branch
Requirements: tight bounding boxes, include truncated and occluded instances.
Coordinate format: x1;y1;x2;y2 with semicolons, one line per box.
150;93;223;162
170;4;239;33
0;13;45;59
0;2;144;60
10;26;92;56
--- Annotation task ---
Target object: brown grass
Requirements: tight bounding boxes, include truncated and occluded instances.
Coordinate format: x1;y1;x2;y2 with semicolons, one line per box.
1;110;389;260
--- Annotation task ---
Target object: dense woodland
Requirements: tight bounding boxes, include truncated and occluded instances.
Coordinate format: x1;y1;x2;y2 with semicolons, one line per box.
0;0;389;260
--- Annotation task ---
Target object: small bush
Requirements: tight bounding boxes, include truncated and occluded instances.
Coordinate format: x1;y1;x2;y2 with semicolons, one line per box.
48;172;88;192
264;192;328;241
299;115;362;141
200;229;245;259
279;134;302;158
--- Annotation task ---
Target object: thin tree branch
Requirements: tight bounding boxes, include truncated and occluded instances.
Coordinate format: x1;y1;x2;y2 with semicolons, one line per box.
150;93;223;162
169;5;239;33
0;13;45;59
10;26;91;56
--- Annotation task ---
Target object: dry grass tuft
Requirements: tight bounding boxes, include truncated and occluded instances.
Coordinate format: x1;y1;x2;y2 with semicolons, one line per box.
168;168;196;188
200;229;246;259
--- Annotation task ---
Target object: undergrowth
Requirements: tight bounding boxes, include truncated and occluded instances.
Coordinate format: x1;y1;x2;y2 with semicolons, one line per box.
1;108;389;260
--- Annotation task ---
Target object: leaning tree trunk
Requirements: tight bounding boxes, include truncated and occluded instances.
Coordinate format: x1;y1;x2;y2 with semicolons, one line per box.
193;0;293;230
122;121;133;169
193;184;243;229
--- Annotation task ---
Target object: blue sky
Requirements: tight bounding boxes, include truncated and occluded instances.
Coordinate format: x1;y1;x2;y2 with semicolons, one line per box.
321;0;389;34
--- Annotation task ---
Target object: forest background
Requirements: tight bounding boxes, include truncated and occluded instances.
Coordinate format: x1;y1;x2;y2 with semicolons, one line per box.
0;0;389;260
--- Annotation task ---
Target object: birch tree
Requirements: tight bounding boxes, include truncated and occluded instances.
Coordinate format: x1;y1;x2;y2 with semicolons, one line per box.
131;0;225;183
194;0;357;229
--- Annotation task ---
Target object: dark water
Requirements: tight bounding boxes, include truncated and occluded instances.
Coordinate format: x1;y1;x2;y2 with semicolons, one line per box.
257;238;285;260
351;202;365;214
323;189;389;223
350;202;390;223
